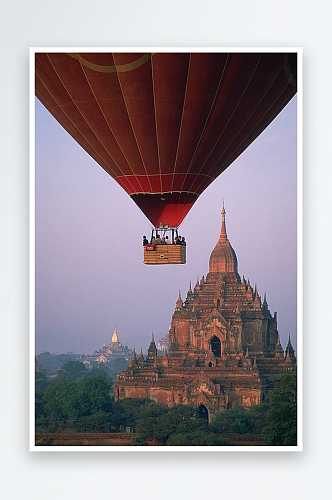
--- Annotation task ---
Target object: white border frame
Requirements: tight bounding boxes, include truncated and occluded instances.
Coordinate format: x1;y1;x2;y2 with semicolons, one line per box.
29;47;303;452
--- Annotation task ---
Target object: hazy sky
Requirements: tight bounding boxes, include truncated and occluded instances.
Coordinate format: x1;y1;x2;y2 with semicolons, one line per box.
35;93;298;355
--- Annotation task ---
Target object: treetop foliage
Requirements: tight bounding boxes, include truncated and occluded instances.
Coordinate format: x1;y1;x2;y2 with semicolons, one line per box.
35;368;297;446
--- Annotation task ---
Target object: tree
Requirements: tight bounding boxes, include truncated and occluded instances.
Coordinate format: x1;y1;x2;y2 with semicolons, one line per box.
35;387;50;431
57;360;88;381
130;435;148;446
134;401;169;439
42;376;113;431
152;405;208;444
262;369;297;446
43;379;76;428
78;412;114;432
246;403;268;434
36;352;83;377
75;377;113;415
111;398;150;432
106;357;130;379
88;364;113;384
166;431;233;446
209;405;256;434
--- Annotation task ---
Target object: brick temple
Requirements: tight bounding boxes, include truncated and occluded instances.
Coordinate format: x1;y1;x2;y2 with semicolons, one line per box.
114;205;296;420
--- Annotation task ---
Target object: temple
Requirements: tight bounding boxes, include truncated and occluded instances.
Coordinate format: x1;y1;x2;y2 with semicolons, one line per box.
114;205;296;420
86;327;132;365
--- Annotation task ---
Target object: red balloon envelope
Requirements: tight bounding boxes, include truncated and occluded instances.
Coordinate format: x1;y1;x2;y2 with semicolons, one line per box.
35;52;297;228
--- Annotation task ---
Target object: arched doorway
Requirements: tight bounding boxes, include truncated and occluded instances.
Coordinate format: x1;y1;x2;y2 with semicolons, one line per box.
198;404;209;422
210;336;221;357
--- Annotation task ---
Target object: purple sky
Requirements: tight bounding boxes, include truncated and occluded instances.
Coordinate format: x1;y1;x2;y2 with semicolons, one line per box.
35;94;297;355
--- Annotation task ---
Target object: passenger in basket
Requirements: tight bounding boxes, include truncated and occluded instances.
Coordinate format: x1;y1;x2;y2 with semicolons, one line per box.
153;234;162;244
142;236;149;246
181;237;186;246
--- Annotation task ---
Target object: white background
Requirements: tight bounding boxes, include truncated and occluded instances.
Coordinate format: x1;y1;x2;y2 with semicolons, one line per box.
1;1;330;499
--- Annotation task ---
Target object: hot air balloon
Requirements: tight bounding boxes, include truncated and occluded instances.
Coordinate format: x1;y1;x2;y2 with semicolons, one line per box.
35;51;297;264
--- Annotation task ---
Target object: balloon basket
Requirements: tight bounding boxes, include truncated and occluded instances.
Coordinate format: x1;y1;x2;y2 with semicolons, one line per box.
143;244;186;265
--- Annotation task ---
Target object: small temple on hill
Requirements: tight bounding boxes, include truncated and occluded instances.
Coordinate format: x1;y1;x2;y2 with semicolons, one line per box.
86;327;131;366
114;205;296;420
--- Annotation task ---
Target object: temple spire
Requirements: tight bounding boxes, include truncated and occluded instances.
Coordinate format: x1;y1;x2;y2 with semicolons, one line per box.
186;282;193;303
147;334;158;364
176;291;183;309
220;201;227;241
275;334;284;358
111;326;118;343
285;335;296;362
209;203;238;274
129;348;137;367
138;347;145;366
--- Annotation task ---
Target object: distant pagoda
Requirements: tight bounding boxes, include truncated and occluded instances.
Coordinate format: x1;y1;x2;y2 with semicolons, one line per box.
87;327;132;365
115;205;296;420
157;333;169;353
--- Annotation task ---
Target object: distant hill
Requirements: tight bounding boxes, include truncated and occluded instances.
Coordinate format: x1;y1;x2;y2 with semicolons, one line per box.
36;351;130;379
36;352;86;376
